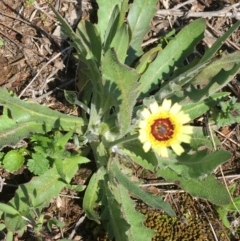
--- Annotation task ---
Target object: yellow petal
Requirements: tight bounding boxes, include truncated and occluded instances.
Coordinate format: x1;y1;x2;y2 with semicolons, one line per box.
138;130;147;142
141;108;150;118
155;147;168;157
139;120;147;128
181;125;193;134
171;143;184;156
162;99;172;111
177;133;191;143
149;101;159;114
170;102;182;114
143;141;151;152
177;111;191;124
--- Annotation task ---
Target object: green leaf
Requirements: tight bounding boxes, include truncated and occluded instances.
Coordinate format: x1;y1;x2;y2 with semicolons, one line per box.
121;140;158;171
47;218;65;232
0;121;48;150
212;97;240;127
111;158;175;216
0;223;5;231
0;89;85;149
3;150;24;172
126;0;158;64
0;203;20;216
157;169;230;205
103;5;121;52
96;0;123;41
154;59;210;101
0;107;16;129
135;46;162;74
0;89;85;130
109;179;155;241
138;18;205;95
188;52;240;101
189;126;221;151
176;150;231;179
102;49;140;137
75;20;101;65
111;23;130;63
182;92;229;120
100;175;129;241
50;6;87;59
200;21;240;63
27;154;49;175
4;155;89;232
6;231;13;241
82;167;105;224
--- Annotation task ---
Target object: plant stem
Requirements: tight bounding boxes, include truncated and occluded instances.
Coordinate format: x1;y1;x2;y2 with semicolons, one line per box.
104;133;138;148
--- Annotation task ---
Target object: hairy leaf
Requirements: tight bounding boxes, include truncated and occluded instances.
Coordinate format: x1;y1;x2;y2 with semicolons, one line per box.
83;168;105;224
138;19;205;95
126;0;158;64
121;140;158;171
182;92;229;120
75;20;101;65
200;21;240;63
96;0;123;41
111;158;175;216
100;174;129;241
0;89;85;132
0;121;48;150
102;49;140;137
175;150;231;179
185;51;240;101
0;89;85;149
111;181;155;241
157;169;230;205
111;23;130;63
189;126;221;151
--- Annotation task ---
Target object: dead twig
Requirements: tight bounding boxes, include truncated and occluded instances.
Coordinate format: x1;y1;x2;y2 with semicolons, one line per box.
19;46;72;98
156;3;240;19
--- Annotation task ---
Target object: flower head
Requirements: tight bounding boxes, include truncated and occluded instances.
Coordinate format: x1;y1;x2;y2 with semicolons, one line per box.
138;99;193;157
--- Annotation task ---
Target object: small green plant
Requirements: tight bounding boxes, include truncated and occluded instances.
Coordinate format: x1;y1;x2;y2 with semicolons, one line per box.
217;183;240;238
212;96;240;127
24;0;35;6
0;0;240;240
0;39;4;47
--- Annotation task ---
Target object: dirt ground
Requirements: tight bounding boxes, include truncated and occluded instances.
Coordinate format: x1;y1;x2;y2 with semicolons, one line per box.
0;0;240;240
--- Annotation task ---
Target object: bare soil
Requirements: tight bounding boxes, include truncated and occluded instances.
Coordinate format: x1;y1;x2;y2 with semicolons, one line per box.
0;0;240;240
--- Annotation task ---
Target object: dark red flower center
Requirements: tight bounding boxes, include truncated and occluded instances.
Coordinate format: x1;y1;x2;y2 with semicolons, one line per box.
151;118;174;141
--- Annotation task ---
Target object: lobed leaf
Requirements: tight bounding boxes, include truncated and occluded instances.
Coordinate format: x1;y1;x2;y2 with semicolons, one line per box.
0;89;85;132
121;140;158;171
4;156;89;232
157;169;230;205
182;92;229;120
111;181;155;241
111;158;175;216
100;174;129;241
176;150;231;179
188;62;240;102
138;19;205;95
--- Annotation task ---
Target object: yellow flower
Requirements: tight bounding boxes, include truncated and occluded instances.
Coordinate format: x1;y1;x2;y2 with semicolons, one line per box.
138;99;193;158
